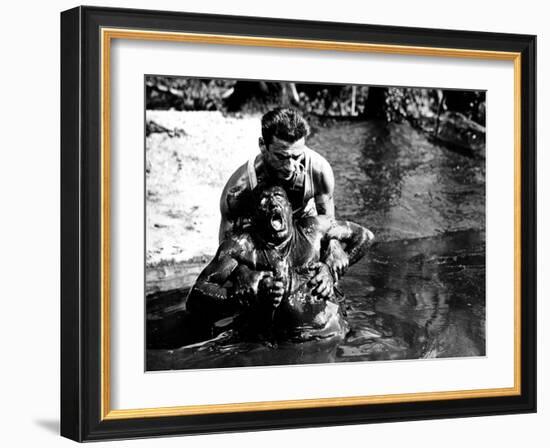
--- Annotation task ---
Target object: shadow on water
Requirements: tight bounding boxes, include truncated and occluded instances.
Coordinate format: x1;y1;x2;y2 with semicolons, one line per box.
146;119;485;371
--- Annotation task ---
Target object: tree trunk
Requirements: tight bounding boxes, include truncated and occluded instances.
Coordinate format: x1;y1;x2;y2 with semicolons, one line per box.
363;87;387;119
225;81;300;111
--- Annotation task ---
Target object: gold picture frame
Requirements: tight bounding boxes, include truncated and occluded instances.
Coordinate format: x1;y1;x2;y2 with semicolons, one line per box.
61;6;536;441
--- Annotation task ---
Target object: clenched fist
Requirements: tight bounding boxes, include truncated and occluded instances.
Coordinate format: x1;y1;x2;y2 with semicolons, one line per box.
258;273;285;308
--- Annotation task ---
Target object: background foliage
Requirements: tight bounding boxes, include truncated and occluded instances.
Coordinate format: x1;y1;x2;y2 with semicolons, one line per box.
146;76;486;127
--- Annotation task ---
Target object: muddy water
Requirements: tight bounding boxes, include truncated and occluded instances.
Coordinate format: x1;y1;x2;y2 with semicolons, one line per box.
309;119;485;242
146;119;486;370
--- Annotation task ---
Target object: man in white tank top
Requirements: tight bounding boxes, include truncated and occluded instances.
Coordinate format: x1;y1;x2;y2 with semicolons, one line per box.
218;108;348;282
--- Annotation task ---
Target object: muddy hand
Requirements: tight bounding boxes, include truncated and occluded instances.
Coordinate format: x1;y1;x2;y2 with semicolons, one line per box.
307;262;334;299
259;274;285;308
232;265;273;308
325;240;349;281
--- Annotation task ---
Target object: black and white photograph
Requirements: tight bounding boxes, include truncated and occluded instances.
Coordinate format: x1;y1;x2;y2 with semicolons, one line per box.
145;76;487;371
1;0;544;444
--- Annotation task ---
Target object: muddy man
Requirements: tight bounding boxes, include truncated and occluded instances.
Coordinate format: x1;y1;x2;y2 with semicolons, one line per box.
187;185;374;341
219;108;349;286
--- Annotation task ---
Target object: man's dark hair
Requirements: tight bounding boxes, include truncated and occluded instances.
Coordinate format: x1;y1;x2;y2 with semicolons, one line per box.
261;108;310;147
253;182;288;204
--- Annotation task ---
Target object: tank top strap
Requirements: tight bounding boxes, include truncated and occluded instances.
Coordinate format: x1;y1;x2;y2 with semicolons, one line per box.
304;148;315;199
247;155;258;190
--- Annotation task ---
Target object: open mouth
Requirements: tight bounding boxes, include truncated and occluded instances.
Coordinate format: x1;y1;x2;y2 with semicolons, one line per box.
270;210;285;232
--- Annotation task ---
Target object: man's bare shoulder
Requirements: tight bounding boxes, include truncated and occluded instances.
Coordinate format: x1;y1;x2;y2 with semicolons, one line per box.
224;162;249;191
219;161;250;213
298;215;332;236
307;149;334;194
308;148;331;170
219;231;256;256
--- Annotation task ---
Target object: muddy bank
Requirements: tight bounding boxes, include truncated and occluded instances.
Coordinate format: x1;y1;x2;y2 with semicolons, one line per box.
146;111;261;267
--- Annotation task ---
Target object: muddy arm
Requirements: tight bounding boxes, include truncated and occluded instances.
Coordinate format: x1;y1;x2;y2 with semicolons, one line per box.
314;191;334;217
218;163;250;243
313;158;355;280
218;184;237;243
218;209;234;244
186;242;240;318
324;220;375;267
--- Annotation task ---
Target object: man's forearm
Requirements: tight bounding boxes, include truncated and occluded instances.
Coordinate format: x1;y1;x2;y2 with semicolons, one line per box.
315;194;335;217
187;281;235;315
218;218;234;243
344;226;374;266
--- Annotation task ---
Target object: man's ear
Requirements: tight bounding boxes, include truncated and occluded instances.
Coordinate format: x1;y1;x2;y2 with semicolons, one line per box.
259;137;267;154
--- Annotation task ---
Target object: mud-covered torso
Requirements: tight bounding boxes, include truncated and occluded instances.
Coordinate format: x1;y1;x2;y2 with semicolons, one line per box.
239;218;322;285
233;219;347;341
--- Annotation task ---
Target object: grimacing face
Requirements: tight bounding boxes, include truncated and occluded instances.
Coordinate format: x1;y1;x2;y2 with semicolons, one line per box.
256;186;293;242
260;136;307;182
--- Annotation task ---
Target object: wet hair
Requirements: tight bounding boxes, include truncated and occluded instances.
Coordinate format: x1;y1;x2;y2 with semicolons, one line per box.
252;183;289;210
261;108;310;147
253;182;285;199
